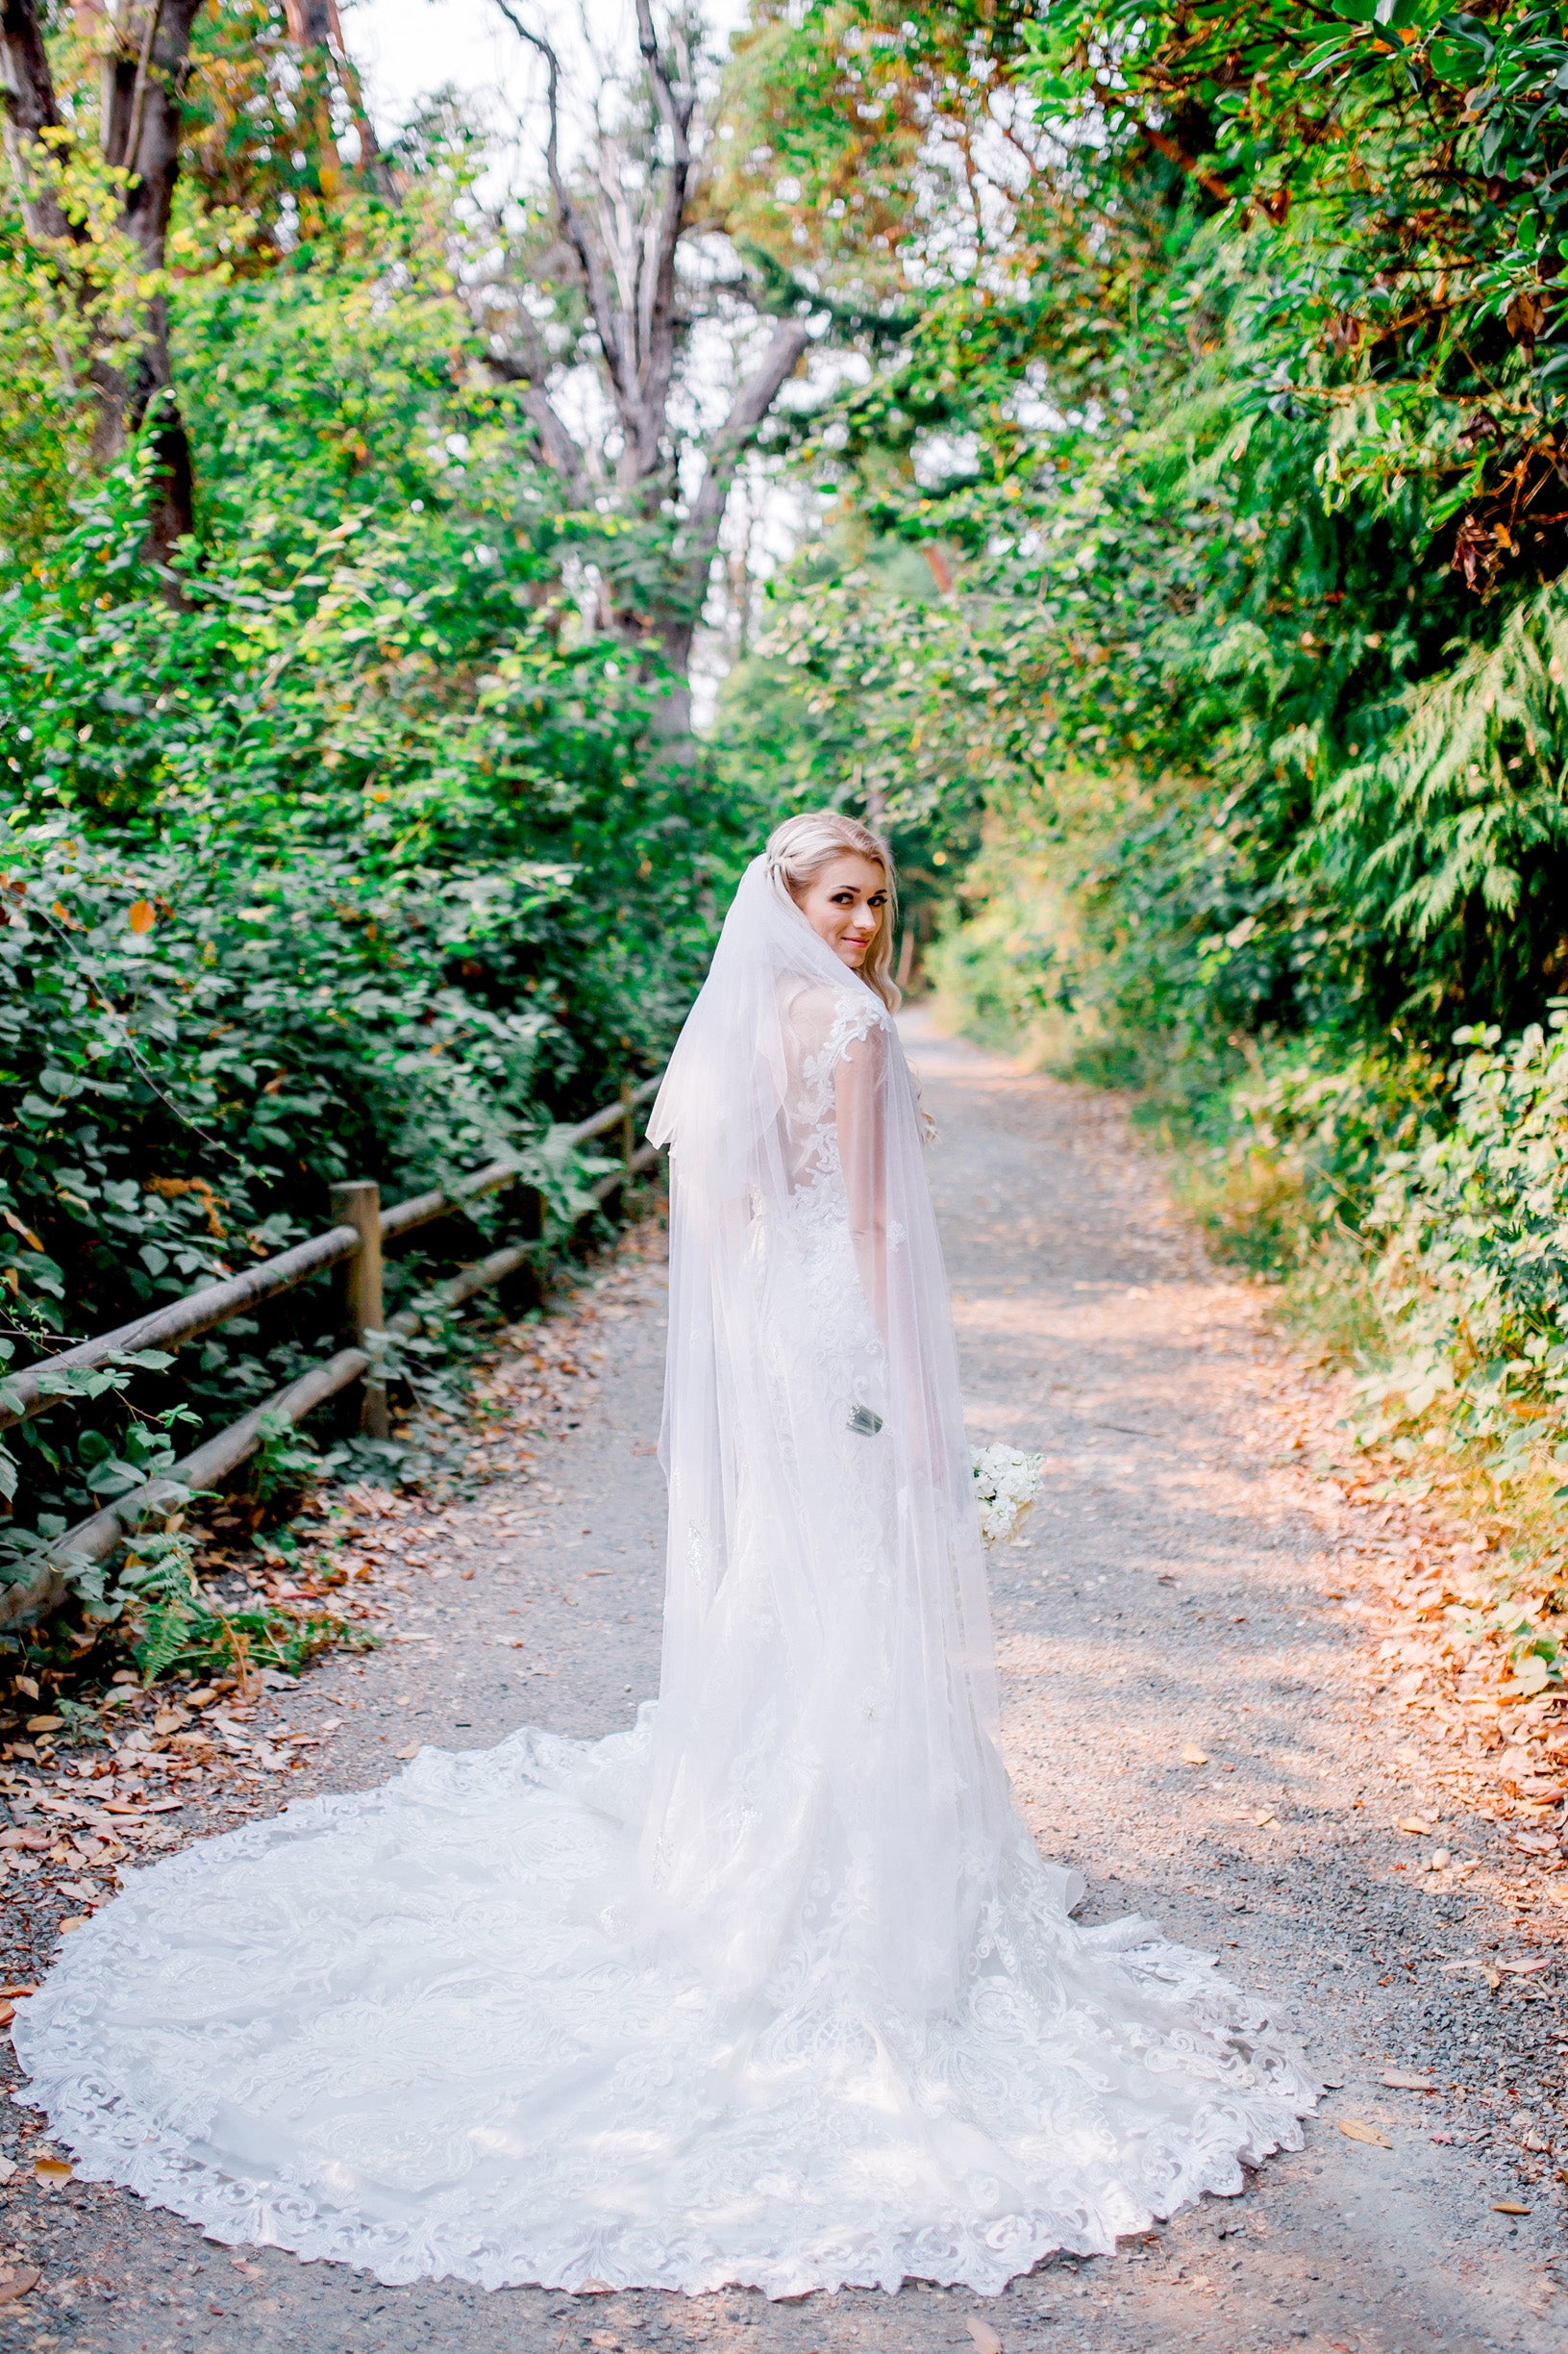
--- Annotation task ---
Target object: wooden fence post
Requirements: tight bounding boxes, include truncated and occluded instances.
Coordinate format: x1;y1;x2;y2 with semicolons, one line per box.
330;1180;390;1440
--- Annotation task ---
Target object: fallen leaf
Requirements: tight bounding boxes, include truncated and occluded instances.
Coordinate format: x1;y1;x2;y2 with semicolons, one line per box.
1181;1742;1208;1766
128;897;157;935
1337;2117;1392;2148
1254;1809;1276;1827
967;2320;1004;2354
24;1716;62;1734
0;1984;36;1997
395;1743;419;1761
1497;1957;1551;1976
1399;1817;1434;1836
1493;2201;1531;2216
0;2265;40;2305
0;2003;13;2029
33;2156;72;2185
1381;2069;1436;2091
588;2336;619;2351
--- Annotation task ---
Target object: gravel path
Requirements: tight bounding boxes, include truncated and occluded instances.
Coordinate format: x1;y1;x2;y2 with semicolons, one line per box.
2;1017;1565;2354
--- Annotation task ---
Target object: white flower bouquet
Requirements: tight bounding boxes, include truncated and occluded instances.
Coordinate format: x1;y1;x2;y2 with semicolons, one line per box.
971;1442;1044;1547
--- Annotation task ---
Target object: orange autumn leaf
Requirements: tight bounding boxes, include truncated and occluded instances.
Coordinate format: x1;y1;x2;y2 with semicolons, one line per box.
128;897;157;935
1337;2117;1391;2148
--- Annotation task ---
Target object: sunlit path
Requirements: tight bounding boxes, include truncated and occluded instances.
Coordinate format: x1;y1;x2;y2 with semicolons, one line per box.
0;1025;1555;2353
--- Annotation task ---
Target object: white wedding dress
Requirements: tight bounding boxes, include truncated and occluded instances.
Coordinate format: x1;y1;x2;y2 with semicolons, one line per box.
12;860;1315;2298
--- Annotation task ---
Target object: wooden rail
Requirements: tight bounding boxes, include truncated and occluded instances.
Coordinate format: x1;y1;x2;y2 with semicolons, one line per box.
0;1081;663;1632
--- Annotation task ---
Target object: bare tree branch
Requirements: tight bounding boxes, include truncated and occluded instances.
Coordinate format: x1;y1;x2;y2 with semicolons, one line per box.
478;0;821;735
679;313;811;581
483;305;589;500
634;0;691;166
629;0;692;474
491;0;628;398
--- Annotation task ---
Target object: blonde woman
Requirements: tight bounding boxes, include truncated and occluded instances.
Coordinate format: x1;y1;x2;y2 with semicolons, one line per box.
13;812;1313;2299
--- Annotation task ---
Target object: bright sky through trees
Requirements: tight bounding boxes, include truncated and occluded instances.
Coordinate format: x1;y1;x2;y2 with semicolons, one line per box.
349;0;748;154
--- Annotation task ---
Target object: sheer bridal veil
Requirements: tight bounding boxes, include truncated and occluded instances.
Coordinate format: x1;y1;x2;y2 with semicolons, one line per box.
642;850;1025;2016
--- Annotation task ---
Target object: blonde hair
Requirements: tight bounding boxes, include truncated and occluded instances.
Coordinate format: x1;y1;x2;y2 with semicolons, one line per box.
765;810;900;1010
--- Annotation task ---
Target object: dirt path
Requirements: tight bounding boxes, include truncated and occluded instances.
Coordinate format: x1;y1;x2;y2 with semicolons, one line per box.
3;1018;1565;2354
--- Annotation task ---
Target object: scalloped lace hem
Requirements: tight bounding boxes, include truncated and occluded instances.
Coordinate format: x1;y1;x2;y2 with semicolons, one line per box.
11;1727;1318;2298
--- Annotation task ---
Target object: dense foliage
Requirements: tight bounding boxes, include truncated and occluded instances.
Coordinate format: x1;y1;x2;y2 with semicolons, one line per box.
0;33;753;1589
714;0;1568;1583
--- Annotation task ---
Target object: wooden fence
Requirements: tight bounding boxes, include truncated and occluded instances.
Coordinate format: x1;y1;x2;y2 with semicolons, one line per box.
0;1078;663;1632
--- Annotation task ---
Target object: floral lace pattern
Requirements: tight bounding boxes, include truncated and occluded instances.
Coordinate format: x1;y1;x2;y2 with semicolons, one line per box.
14;1713;1314;2298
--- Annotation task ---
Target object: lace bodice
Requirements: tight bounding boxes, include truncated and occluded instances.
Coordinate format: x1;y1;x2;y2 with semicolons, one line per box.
773;979;885;1197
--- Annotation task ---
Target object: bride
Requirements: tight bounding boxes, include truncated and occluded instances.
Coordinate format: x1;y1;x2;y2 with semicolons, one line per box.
12;811;1314;2297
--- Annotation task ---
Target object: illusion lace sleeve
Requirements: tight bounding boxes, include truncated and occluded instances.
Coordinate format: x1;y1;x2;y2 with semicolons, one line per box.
834;1010;891;1338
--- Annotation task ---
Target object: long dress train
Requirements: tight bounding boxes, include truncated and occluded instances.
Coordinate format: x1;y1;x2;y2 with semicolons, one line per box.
10;860;1315;2297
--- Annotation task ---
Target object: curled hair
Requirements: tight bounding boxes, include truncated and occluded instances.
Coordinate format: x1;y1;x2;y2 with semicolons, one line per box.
764;810;900;1010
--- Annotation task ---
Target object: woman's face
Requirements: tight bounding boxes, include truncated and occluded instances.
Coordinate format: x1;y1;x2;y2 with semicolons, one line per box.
791;852;888;972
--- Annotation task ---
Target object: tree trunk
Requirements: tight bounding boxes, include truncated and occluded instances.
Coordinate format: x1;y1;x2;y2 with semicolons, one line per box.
0;0;205;563
487;5;815;756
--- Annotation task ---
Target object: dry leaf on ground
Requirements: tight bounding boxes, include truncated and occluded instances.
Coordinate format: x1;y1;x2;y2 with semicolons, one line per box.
1381;2070;1436;2091
33;2156;72;2184
1399;1817;1433;1836
1254;1809;1276;1826
1180;1742;1208;1766
1493;2201;1531;2216
0;2266;41;2306
1337;2118;1392;2148
967;2319;1004;2354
